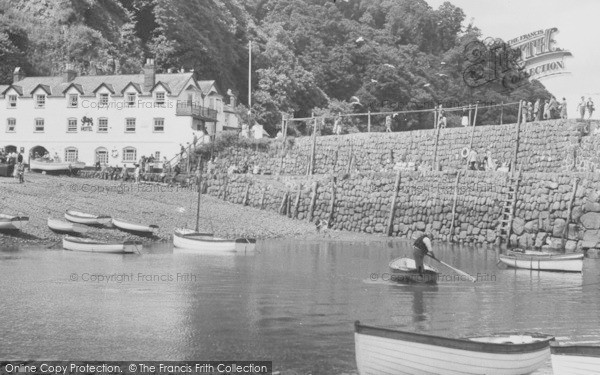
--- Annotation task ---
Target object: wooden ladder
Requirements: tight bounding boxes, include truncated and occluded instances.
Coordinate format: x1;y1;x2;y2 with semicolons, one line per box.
499;169;521;244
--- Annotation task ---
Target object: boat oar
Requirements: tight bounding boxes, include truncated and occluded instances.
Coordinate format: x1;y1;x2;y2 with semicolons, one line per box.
427;253;476;283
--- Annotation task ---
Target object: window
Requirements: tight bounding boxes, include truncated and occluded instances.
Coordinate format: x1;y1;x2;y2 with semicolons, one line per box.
125;118;136;132
98;118;108;133
7;95;17;108
6;118;16;132
67;118;77;132
99;93;109;106
96;148;108;164
68;94;78;108
122;147;137;162
36;95;45;109
126;93;136;107
153;118;164;132
64;147;78;162
34;118;44;132
155;92;165;106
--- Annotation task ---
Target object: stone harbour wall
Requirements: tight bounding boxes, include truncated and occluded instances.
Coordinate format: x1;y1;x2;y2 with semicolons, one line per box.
216;119;590;175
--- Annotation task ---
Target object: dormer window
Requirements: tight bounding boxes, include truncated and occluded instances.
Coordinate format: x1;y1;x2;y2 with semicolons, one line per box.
7;95;17;108
99;93;109;106
36;94;45;109
155;92;165;106
126;92;136;107
68;94;78;108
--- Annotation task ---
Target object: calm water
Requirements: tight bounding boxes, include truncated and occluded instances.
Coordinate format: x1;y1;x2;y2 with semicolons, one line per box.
1;240;599;374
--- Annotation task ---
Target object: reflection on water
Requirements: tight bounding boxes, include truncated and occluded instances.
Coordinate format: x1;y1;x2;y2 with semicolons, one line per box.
0;240;599;374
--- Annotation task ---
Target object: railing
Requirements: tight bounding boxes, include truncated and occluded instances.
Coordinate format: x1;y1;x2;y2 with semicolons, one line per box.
176;101;218;121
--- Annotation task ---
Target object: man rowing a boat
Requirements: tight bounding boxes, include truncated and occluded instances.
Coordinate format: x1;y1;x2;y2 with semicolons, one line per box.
413;233;435;275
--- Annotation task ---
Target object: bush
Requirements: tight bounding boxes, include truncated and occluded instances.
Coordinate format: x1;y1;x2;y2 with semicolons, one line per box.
195;131;278;159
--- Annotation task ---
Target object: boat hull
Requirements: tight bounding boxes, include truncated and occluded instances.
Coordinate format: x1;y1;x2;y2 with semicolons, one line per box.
499;252;583;272
0;214;29;230
62;236;139;253
65;210;111;226
389;258;439;284
354;322;553;375
30;159;85;172
47;218;88;235
112;218;158;234
550;343;600;375
173;229;255;252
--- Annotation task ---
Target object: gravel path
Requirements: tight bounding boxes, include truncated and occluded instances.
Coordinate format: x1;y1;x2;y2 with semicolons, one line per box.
0;173;389;246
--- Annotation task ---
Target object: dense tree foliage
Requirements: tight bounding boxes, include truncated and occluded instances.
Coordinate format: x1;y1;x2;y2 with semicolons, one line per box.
0;0;551;134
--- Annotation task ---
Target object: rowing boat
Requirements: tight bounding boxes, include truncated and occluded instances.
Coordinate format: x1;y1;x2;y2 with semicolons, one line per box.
354;321;554;375
0;214;29;230
550;341;600;374
173;228;256;252
65;210;111;226
62;236;141;253
388;257;439;284
47;218;88;235
30;158;85;172
498;249;583;272
112;218;158;234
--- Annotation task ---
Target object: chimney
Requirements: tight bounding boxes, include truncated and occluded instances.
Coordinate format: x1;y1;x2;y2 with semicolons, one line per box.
63;64;77;82
144;58;156;91
13;67;25;83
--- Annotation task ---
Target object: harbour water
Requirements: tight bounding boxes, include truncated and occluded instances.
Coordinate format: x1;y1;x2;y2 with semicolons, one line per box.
1;240;599;374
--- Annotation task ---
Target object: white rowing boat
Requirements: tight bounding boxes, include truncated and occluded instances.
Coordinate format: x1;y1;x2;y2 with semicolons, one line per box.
0;214;29;230
112;218;158;234
62;236;141;253
47;218;88;235
550;341;600;374
65;210;111;226
354;321;554;375
173;228;256;252
388;257;439;284
30;158;85;172
498;250;583;272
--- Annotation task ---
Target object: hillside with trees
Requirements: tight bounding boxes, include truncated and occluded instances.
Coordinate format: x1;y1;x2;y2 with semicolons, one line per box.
0;0;550;134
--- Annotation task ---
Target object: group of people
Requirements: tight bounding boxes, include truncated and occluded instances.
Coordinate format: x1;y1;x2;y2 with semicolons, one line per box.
577;96;595;120
521;97;566;123
0;149;24;183
466;148;510;172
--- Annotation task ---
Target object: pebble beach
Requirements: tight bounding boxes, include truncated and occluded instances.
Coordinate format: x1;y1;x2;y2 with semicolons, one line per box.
0;172;388;246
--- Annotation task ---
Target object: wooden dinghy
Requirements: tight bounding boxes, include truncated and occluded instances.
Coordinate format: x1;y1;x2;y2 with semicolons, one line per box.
354;321;554;375
30;158;85;172
498;249;583;272
65;210;111;226
62;236;141;254
48;218;88;235
550;341;600;375
112;218;158;234
388;257;439;284
0;214;29;230
173;228;256;252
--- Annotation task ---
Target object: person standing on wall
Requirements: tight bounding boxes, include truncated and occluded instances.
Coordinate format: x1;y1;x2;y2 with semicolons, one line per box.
385;115;392;132
560;98;568;119
543;100;550;120
587;97;595;119
533;99;541;121
467;148;478;170
413;233;435;276
577;96;586;120
333;112;342;135
437;110;447;128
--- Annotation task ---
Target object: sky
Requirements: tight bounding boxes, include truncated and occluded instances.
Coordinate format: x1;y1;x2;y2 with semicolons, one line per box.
426;0;600;117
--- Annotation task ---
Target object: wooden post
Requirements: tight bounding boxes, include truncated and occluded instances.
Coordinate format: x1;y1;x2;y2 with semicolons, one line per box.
513;113;522;170
333;148;339;173
293;185;302;219
432;124;441;170
433;106;438;129
308;181;319;222
221;178;229;201
346;146;354;174
287;191;292;217
280;114;286;144
368;110;371;132
260;187;266;210
500;101;504;125
309;113;318;175
328;180;336;226
562;178;579;248
468;103;479;150
279;191;288;215
243;183;250;206
449;171;461;242
517;101;523;125
386;170;402;236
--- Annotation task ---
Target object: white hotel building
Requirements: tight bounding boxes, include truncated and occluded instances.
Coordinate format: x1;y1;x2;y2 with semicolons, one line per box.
0;59;240;167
